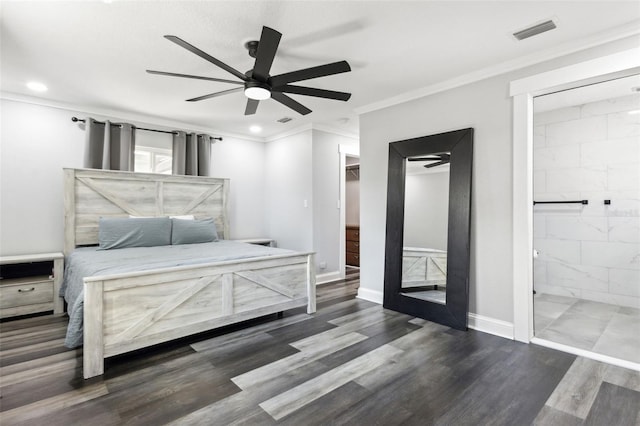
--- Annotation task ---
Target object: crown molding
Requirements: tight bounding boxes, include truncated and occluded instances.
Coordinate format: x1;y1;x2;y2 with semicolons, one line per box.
355;20;640;116
264;122;359;143
311;123;359;140
264;123;313;142
0;91;264;142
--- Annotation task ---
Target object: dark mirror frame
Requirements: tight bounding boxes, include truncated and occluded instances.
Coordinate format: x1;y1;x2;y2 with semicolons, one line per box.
383;128;473;330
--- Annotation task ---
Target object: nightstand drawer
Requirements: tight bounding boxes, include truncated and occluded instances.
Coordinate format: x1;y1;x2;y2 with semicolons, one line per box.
346;240;360;253
0;276;54;310
346;228;360;241
346;252;360;267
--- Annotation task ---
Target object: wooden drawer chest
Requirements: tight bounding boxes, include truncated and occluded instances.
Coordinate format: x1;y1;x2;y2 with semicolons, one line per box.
346;225;360;267
0;253;64;319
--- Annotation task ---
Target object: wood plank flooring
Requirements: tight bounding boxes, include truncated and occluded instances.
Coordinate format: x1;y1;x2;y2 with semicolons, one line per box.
1;268;639;425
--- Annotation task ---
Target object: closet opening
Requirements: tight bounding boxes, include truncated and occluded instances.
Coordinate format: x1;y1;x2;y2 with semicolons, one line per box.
338;145;360;284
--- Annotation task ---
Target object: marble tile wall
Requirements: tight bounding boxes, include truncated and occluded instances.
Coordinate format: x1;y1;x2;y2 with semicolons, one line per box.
533;93;640;308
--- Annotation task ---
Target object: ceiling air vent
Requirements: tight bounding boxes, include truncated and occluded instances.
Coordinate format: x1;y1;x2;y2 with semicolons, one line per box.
277;117;293;123
513;20;556;41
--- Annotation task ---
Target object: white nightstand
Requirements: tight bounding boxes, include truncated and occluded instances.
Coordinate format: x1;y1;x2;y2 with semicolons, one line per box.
0;252;64;318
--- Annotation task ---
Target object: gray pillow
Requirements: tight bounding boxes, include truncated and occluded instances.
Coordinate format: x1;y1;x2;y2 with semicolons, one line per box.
171;217;218;245
98;217;172;250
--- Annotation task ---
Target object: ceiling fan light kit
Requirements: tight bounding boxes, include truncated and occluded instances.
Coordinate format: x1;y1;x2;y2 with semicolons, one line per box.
147;26;352;116
244;81;271;100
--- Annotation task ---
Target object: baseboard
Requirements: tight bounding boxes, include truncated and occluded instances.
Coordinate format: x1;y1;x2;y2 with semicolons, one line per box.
356;287;383;304
467;313;514;340
353;288;514;340
316;271;342;285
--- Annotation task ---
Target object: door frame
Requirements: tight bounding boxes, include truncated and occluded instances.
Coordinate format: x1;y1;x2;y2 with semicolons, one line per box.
510;47;640;343
339;144;360;279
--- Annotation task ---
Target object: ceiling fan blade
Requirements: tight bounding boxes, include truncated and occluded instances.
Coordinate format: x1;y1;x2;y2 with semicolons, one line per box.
252;26;281;82
269;60;351;87
407;157;441;162
146;70;243;85
271;92;312;115
272;84;351;101
244;99;259;115
424;160;450;169
164;35;248;82
186;87;244;102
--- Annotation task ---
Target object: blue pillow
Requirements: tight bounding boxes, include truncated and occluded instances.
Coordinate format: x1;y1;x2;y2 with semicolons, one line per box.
98;217;172;250
171;217;218;245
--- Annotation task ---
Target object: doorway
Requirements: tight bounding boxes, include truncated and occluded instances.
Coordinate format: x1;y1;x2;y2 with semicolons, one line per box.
339;145;359;280
345;155;360;270
532;75;640;365
510;46;640;370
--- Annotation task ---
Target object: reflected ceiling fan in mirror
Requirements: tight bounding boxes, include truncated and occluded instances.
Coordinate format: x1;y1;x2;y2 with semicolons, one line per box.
147;26;352;116
407;153;451;168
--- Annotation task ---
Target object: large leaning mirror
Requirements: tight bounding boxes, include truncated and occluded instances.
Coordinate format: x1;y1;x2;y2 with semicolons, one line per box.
383;128;473;330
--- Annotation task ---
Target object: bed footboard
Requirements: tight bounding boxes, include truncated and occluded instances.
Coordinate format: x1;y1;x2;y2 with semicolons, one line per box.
402;247;447;288
83;253;315;379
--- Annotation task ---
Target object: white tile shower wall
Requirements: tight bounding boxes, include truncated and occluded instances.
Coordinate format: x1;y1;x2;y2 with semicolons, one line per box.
533;93;640;309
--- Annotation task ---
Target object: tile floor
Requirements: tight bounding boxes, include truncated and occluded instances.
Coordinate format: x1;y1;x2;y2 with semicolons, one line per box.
534;293;640;364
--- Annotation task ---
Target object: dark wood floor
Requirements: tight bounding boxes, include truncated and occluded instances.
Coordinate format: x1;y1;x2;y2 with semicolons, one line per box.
1;268;639;425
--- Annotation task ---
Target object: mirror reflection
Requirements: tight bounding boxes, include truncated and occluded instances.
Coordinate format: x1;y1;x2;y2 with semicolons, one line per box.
401;152;451;304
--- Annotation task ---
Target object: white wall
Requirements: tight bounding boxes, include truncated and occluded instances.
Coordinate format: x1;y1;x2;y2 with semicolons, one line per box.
533;93;640;308
211;136;266;239
358;35;640;324
404;170;449;250
360;76;513;322
1;100;85;254
0;98;267;255
264;130;313;252
263;128;358;274
312;130;358;274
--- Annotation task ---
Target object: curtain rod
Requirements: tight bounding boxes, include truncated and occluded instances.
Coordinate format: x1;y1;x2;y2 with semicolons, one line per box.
71;117;223;141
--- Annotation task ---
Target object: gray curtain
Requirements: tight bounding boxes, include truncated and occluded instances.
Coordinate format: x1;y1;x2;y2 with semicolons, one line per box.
172;132;212;176
83;118;136;171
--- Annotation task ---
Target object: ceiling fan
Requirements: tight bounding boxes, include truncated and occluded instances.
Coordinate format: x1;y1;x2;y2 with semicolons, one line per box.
407;153;451;169
147;26;352;116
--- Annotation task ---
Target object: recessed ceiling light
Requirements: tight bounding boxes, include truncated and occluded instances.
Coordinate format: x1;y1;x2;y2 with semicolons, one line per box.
249;125;262;133
26;81;48;92
628;110;640;115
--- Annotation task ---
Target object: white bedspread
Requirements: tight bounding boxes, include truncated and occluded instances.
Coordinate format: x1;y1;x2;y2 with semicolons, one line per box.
62;241;293;348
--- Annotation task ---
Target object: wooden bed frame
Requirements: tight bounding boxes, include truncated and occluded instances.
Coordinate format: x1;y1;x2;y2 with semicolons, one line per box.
63;168;316;379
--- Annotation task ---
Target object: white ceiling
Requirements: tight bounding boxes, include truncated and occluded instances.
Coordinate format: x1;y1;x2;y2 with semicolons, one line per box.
2;1;639;139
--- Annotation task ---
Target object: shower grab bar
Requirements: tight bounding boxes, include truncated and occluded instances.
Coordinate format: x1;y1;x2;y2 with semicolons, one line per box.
533;200;588;205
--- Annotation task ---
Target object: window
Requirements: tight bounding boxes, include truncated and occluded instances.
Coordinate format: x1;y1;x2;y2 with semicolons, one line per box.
135;146;172;174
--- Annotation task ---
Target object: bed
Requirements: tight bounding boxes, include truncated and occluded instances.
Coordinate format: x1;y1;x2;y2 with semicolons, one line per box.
63;168;316;379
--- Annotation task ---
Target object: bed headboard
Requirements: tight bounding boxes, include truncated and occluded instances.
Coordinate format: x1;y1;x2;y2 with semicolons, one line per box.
64;168;230;255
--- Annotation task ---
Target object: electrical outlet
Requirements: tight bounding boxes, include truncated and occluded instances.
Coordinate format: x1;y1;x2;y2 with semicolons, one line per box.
319;261;327;269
